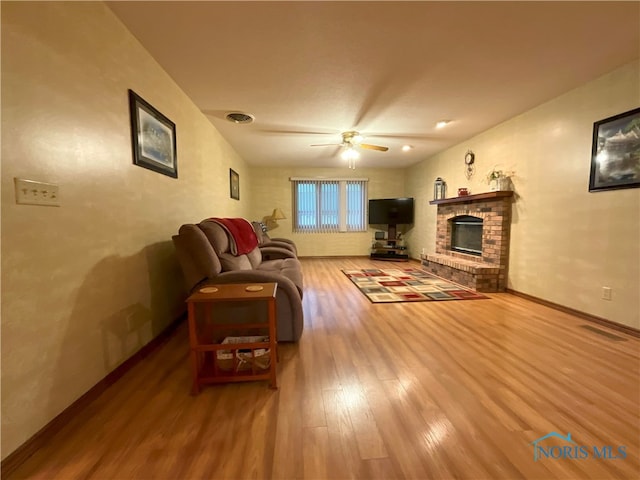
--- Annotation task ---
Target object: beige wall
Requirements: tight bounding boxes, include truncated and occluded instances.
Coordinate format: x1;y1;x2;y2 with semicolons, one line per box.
405;60;640;329
1;2;250;458
249;167;406;256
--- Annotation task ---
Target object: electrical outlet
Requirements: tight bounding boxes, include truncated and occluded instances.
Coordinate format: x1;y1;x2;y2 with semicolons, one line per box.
14;178;60;206
602;287;612;301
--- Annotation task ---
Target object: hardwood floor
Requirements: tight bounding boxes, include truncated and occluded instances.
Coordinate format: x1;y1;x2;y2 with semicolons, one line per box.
8;257;640;479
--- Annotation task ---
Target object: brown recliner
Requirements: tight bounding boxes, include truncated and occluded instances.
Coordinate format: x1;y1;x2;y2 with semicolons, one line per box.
172;221;304;342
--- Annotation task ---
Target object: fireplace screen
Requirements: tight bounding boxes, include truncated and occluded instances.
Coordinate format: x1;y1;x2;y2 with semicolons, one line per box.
451;215;482;255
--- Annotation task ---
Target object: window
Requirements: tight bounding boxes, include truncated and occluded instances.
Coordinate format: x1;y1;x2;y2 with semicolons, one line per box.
291;178;368;233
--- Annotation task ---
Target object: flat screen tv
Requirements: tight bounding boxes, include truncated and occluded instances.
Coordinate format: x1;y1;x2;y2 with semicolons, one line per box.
368;197;414;225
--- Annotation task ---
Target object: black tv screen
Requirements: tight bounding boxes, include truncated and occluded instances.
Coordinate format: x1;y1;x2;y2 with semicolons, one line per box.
368;198;414;224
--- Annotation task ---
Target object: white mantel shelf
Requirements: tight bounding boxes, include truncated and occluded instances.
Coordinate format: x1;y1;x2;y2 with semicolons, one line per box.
428;190;514;206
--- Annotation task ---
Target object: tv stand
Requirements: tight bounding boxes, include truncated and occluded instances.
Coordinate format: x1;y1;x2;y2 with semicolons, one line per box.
370;246;409;261
370;224;409;261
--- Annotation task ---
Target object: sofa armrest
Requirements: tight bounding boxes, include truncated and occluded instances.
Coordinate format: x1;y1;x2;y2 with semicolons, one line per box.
260;240;296;255
260;246;296;261
269;238;296;255
269;237;295;245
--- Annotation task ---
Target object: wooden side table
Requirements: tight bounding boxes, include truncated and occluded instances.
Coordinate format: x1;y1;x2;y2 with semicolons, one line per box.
186;282;278;394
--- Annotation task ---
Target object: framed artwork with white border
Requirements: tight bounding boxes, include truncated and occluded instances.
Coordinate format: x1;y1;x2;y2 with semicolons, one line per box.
129;89;177;178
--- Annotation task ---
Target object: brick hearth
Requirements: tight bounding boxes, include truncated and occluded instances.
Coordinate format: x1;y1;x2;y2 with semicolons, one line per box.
422;191;514;292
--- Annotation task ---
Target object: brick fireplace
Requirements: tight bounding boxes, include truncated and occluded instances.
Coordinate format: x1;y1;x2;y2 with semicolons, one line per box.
421;191;514;292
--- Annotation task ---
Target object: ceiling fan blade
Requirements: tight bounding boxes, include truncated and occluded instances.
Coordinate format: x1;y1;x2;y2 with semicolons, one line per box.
360;143;389;152
310;143;342;147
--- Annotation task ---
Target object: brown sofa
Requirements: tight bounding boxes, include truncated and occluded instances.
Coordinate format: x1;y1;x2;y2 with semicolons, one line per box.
172;219;304;341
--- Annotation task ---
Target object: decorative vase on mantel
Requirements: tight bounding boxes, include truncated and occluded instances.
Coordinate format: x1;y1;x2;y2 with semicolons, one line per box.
490;176;511;192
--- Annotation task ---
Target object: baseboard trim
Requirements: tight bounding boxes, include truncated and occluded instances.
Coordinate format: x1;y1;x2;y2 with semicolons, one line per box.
1;313;186;478
506;289;640;338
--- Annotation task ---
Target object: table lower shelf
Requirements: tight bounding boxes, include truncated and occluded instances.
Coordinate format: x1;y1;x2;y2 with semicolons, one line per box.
371;251;409;261
192;347;276;391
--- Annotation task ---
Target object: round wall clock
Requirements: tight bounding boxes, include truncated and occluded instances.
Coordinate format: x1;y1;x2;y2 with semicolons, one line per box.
465;150;475;165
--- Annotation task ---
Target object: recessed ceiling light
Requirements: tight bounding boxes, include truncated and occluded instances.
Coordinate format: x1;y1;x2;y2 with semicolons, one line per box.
402;145;413;152
436;120;450;129
225;112;255;124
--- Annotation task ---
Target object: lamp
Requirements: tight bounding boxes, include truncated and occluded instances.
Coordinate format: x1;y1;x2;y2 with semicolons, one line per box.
272;208;286;221
264;208;286;230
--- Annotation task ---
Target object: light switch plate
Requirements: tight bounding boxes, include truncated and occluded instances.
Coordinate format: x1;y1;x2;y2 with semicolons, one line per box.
14;178;60;206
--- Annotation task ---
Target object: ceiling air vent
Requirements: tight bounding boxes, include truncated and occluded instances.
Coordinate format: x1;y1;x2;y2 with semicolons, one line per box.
225;112;255;124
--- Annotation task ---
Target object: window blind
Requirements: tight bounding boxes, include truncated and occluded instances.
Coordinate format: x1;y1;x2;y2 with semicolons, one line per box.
291;179;368;233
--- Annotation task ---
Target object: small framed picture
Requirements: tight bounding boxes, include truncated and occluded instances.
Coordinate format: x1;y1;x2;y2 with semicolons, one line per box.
129;89;177;178
589;107;640;192
230;168;240;200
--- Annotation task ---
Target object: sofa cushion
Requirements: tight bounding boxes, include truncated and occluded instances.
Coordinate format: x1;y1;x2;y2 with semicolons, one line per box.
257;258;303;297
246;247;262;268
198;220;230;256
218;253;253;271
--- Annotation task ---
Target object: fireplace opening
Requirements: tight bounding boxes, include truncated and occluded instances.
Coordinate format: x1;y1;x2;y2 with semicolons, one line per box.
450;215;482;256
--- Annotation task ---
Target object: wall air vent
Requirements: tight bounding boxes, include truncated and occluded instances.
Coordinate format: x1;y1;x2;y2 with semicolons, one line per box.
225;112;255;124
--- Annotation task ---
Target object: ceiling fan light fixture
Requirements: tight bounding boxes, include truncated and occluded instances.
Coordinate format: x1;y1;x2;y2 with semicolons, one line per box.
225;112;255;124
341;146;360;161
402;145;413;152
436;120;450;129
341;146;360;169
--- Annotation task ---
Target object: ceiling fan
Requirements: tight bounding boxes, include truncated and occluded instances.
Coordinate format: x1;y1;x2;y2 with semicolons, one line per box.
311;130;389;152
310;131;388;169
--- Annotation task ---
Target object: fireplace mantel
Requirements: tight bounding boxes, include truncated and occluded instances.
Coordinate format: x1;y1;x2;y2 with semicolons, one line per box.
429;190;514;206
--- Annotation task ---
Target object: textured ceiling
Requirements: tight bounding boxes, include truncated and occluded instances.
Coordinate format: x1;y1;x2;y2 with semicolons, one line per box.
107;1;640;168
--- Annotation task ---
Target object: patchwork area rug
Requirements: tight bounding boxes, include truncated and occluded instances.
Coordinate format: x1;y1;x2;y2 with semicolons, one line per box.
342;268;489;303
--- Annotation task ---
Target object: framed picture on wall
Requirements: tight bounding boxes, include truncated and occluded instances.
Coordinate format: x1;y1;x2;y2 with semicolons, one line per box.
128;89;178;178
589;107;640;192
230;168;240;200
